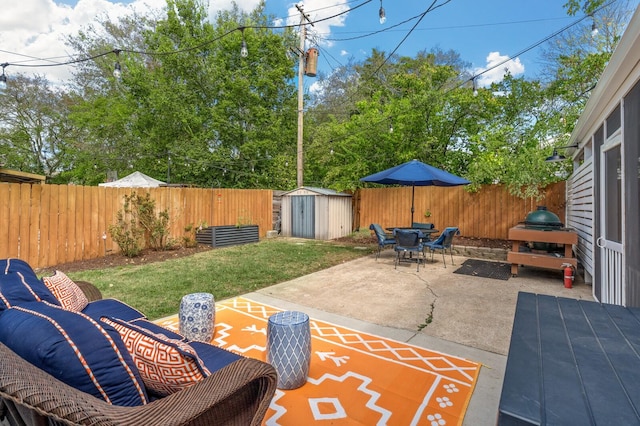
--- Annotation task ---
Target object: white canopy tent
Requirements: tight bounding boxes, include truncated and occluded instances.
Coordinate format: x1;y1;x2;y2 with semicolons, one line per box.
99;171;166;188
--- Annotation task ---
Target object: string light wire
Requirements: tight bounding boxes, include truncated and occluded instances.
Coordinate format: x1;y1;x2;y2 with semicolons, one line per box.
0;0;373;72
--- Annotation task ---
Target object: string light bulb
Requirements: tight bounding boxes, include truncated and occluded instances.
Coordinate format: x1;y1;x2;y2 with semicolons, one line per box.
379;0;386;24
113;50;122;80
0;64;7;93
113;61;122;79
591;18;598;37
472;77;478;96
241;40;248;58
240;27;248;58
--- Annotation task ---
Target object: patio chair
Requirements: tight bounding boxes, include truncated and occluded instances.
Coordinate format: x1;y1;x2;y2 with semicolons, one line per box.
370;223;396;260
393;229;425;272
424;227;460;268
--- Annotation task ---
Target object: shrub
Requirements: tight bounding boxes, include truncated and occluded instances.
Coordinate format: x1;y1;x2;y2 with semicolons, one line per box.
108;192;173;257
108;196;144;257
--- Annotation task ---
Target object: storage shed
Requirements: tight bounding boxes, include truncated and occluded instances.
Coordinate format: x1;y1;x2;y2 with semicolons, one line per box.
280;187;352;240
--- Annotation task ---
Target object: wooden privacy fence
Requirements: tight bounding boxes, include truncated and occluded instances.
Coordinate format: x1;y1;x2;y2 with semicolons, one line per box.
1;181;566;269
355;182;567;240
0;184;272;269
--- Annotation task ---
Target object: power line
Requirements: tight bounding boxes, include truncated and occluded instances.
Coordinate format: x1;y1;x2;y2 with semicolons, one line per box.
321;16;575;40
308;1;618;151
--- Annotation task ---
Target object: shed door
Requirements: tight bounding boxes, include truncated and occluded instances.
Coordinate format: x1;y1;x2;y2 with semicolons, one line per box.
597;133;624;305
291;195;315;239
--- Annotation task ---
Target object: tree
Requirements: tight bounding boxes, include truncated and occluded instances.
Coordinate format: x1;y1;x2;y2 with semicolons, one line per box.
64;0;298;188
564;0;607;15
62;10;157;184
0;74;77;179
305;49;480;191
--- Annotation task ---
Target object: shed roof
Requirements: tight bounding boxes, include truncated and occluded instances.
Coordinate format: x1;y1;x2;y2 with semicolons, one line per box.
282;186;352;197
0;168;46;184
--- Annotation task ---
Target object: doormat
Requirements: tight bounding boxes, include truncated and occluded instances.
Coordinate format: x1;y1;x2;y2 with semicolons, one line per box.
453;259;512;280
156;296;481;425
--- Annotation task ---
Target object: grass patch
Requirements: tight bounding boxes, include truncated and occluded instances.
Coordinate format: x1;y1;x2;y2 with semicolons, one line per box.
417;301;436;331
69;239;371;320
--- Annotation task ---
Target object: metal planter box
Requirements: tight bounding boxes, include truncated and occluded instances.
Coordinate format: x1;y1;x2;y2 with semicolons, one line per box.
196;225;259;248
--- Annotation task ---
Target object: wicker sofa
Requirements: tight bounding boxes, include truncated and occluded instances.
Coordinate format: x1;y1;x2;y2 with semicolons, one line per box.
0;259;277;426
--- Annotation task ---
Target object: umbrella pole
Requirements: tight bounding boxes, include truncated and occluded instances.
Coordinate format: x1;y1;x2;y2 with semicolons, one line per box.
411;185;415;225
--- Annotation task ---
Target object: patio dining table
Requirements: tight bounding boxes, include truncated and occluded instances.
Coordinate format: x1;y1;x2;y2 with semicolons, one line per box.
386;227;439;242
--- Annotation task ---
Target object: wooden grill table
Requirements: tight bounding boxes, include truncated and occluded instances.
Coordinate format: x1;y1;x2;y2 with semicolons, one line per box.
498;292;640;425
507;226;577;277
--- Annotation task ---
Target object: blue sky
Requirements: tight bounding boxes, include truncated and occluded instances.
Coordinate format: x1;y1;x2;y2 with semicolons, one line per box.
268;0;581;85
0;0;617;86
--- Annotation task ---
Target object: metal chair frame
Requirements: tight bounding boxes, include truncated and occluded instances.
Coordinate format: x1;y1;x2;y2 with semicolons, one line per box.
424;227;460;268
369;224;396;260
393;229;425;272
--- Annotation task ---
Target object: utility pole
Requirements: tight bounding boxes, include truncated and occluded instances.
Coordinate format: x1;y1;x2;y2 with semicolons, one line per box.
295;5;313;188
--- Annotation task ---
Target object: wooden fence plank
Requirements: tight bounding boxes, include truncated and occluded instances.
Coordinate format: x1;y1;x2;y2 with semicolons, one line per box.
38;185;50;268
66;185;77;263
27;184;42;267
0;185;11;259
19;184;32;262
45;185;58;265
88;186;98;259
57;185;68;264
7;184;20;258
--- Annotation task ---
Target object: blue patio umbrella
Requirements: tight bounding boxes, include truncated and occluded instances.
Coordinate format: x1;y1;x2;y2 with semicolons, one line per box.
360;159;470;224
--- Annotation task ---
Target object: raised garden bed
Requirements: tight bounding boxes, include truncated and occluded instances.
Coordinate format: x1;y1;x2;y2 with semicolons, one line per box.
196;225;259;248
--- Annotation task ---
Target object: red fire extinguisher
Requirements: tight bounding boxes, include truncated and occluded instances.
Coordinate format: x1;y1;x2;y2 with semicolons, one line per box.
562;263;574;288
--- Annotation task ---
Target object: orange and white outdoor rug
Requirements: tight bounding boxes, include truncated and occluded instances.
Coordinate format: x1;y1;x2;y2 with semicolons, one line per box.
156;296;481;425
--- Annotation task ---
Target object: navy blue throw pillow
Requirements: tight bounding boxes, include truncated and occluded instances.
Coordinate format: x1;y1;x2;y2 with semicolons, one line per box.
0;301;149;406
0;258;60;310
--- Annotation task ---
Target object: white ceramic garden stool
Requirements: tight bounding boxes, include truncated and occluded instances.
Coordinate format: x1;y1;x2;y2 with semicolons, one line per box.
266;310;311;390
179;292;215;342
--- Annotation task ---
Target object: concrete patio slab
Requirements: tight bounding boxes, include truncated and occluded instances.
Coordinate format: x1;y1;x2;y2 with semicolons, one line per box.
250;248;594;425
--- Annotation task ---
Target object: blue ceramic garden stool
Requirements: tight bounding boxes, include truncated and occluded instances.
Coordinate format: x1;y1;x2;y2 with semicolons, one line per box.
267;311;311;390
179;292;215;342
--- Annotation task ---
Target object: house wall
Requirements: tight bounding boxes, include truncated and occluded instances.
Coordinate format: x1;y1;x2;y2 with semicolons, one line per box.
566;159;594;282
566;5;640;306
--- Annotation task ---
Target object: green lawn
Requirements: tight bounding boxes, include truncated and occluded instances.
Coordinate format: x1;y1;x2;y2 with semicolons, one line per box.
69;238;372;320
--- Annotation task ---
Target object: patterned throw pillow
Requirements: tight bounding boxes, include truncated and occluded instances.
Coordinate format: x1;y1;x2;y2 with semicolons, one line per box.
42;270;89;312
101;317;211;396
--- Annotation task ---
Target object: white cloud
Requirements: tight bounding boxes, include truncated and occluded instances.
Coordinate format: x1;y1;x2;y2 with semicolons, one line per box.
340;49;348;56
0;0;260;84
204;0;262;21
286;1;350;48
475;51;525;87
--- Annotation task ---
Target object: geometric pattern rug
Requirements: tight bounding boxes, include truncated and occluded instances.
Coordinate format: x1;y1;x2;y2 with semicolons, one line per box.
155;296;481;425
